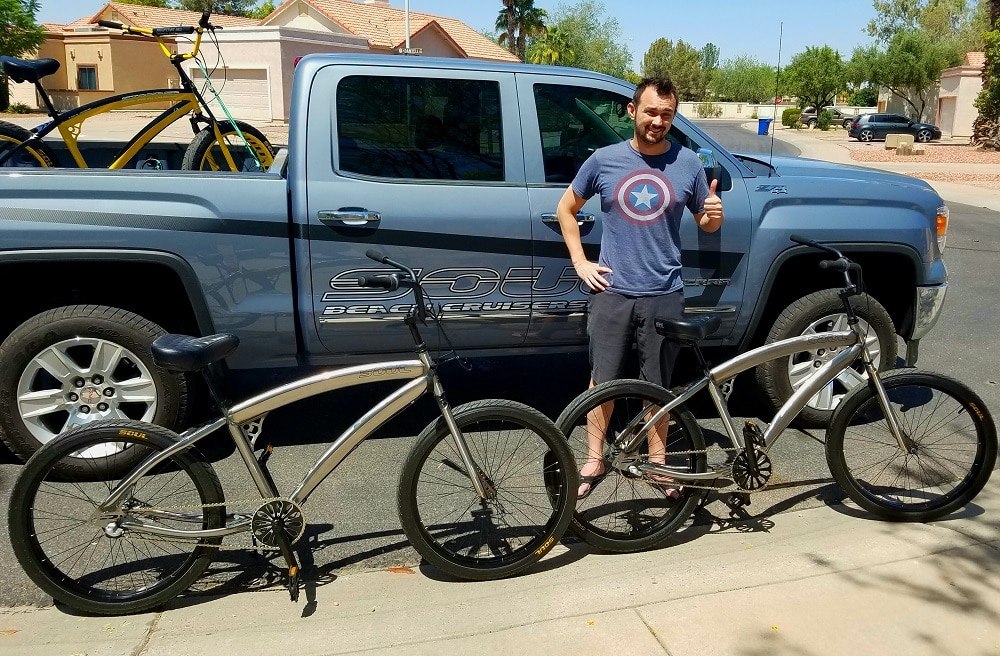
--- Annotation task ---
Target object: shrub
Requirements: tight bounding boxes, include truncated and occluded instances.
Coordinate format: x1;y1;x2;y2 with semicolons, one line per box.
695;100;723;118
750;110;758;119
817;109;833;131
781;108;801;127
6;103;35;114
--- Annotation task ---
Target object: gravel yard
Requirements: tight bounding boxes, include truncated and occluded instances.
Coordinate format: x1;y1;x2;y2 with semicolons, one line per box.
846;142;1000;188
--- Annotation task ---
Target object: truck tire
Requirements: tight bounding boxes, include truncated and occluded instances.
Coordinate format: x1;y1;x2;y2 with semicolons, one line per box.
0;121;58;167
755;289;897;428
0;305;188;475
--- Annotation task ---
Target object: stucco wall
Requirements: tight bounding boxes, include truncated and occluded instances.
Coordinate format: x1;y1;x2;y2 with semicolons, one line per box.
937;67;983;138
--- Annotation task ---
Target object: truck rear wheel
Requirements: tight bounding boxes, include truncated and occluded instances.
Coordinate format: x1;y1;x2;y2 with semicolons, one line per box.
755;289;897;428
0;305;188;475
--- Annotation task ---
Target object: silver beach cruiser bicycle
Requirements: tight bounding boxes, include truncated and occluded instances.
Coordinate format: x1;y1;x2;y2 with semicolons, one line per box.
8;250;577;614
553;235;997;552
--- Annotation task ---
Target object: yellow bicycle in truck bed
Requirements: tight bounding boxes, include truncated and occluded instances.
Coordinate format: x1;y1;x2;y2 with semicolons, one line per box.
0;11;274;172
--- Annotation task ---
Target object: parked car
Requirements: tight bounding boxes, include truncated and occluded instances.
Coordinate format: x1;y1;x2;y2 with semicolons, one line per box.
799;106;854;128
848;113;942;142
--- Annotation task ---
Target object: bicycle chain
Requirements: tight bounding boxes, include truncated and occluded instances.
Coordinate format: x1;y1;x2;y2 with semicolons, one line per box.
118;496;294;552
634;445;773;494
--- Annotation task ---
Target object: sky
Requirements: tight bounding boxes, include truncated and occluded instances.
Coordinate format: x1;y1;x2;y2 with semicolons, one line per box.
34;0;881;68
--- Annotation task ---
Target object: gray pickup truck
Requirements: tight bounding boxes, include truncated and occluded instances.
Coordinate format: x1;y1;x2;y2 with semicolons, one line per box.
0;54;949;465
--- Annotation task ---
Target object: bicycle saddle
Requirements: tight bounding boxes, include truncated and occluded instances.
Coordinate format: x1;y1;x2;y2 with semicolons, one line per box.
151;333;240;371
653;315;721;344
0;56;60;85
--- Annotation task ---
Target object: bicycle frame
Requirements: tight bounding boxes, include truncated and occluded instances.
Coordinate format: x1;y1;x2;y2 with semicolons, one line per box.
95;352;475;541
622;328;870;482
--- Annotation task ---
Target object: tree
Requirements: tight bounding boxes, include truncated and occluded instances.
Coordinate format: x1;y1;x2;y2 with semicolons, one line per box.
0;0;45;110
700;43;720;71
250;1;275;20
971;2;999;148
115;0;171;6
640;38;706;100
848;29;963;119
710;55;776;103
782;46;846;111
527;26;574;65
494;0;547;62
175;1;259;17
867;0;990;51
543;0;631;78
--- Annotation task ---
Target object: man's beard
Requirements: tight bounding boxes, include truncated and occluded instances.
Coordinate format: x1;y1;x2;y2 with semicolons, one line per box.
637;125;666;145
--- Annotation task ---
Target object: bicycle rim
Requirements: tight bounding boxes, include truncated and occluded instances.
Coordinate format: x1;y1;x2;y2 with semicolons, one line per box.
399;401;574;579
9;426;224;614
829;371;997;520
557;380;706;552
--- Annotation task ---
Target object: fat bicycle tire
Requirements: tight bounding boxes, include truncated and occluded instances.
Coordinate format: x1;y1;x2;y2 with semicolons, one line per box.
826;370;997;521
555;379;707;553
181;120;275;172
0;120;58;167
8;420;225;615
397;399;577;580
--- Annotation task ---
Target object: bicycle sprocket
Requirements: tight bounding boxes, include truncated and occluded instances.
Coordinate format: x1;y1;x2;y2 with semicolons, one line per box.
732;450;772;491
251;499;306;548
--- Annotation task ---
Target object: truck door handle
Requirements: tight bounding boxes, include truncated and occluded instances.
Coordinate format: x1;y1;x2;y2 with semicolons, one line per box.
541;212;595;226
318;209;382;227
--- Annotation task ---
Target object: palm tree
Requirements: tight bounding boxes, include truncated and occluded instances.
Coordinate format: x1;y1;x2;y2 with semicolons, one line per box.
495;0;547;62
529;26;575;66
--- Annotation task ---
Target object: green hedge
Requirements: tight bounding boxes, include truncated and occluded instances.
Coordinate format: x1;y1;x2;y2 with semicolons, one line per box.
781;108;801;128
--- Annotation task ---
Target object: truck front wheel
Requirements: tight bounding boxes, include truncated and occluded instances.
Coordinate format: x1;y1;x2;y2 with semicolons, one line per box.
755;289;897;428
0;305;188;475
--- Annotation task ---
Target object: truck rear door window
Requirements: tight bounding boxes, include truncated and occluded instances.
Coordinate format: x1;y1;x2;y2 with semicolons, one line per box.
336;76;503;182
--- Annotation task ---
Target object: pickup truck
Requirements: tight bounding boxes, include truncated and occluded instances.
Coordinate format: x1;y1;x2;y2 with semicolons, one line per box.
0;54;949;465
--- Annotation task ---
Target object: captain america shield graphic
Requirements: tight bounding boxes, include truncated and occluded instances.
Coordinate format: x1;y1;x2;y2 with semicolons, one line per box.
614;170;675;225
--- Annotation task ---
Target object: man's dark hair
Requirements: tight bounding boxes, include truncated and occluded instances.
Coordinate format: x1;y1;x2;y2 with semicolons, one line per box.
633;77;678;107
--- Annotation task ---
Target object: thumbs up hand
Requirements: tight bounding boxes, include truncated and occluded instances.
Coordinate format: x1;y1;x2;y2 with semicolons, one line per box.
699;179;724;230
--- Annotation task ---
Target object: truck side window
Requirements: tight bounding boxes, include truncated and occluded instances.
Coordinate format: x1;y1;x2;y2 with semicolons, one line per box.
336;76;504;182
533;84;633;183
533;83;700;184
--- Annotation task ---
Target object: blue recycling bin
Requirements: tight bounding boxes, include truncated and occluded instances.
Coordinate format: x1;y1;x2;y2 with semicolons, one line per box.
757;117;773;135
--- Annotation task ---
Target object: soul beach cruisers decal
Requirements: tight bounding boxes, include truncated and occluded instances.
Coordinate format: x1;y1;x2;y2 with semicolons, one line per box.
319;262;735;321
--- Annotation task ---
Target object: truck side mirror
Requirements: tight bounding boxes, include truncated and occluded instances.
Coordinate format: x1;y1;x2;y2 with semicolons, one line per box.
698;148;731;192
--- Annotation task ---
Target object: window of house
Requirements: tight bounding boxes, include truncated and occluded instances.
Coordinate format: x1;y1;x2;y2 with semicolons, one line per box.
77;66;97;90
336;75;503;182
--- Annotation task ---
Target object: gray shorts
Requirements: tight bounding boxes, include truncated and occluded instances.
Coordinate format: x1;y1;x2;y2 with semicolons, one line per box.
587;289;684;387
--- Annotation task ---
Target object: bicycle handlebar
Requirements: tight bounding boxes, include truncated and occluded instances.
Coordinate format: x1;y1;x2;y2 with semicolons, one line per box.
98;11;216;41
357;275;400;291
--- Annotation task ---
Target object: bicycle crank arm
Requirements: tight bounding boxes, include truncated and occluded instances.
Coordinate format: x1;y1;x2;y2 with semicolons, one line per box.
635;461;727;481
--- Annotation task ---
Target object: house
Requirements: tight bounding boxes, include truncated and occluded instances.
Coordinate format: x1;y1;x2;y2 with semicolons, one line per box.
9;0;518;122
875;51;984;138
937;52;985;139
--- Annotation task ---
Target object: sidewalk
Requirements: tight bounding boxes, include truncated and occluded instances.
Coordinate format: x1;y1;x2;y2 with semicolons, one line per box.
2;476;997;656
768;124;1000;212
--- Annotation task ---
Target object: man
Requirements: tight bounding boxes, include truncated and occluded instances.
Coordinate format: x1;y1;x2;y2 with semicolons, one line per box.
555;77;724;498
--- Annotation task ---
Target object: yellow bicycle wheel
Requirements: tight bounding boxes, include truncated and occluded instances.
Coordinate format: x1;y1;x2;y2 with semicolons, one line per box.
182;120;275;172
0;121;58;167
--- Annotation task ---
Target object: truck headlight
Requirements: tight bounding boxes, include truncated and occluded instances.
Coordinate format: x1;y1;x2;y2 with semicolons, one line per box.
936;205;949;252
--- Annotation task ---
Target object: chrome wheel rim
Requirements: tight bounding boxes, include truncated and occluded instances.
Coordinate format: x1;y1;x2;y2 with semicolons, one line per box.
786;313;882;412
17;338;158;455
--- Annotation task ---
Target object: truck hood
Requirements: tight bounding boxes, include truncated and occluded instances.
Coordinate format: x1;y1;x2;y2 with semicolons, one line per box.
733;152;941;198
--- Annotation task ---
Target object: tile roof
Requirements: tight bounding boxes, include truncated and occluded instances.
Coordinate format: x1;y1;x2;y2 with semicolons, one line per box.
81;2;259;30
291;0;519;62
965;52;985;69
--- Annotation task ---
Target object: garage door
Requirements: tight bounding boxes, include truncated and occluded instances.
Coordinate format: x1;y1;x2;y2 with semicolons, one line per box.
191;67;271;122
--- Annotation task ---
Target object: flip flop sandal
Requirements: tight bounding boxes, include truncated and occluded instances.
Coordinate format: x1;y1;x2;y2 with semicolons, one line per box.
577;472;606;500
646;474;683;500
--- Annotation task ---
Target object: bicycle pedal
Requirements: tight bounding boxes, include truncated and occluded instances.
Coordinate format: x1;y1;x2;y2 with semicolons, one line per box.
727;492;751;508
287;566;299;603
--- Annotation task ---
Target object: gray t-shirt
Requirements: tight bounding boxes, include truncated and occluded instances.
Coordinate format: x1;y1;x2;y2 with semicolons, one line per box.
572;140;709;296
